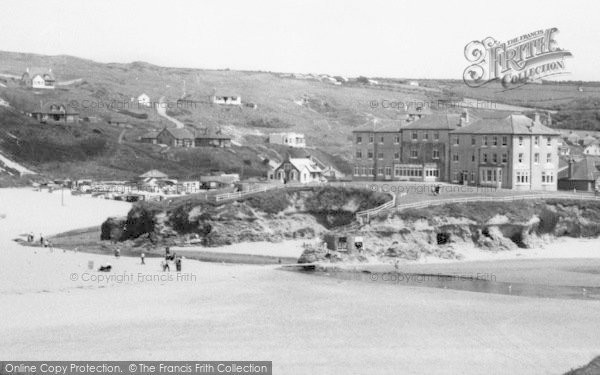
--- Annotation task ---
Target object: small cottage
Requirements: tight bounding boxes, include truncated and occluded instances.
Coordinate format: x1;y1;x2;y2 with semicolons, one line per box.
194;128;232;148
22;68;55;89
156;128;195;147
269;156;323;184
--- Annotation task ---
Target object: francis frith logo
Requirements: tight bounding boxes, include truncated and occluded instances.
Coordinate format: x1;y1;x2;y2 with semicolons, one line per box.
463;27;573;89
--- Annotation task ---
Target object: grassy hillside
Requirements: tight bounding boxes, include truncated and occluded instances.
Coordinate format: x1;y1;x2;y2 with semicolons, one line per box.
0;50;438;182
432;79;600;131
2;50;600;183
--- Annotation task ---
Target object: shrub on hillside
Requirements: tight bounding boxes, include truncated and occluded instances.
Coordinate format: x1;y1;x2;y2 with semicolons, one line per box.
246;190;290;214
247;118;291;129
305;187;389;213
169;203;198;233
537;208;559;234
121;202;162;240
118;109;148;119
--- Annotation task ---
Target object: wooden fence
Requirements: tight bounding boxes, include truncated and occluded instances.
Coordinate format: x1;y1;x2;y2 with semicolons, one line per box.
393;193;600;212
355;194;396;224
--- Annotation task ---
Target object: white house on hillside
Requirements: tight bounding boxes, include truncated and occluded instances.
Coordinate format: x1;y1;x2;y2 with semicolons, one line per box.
268;156;323;184
211;95;241;106
584;142;600;156
21;68;55;89
269;132;306;148
137;93;151;107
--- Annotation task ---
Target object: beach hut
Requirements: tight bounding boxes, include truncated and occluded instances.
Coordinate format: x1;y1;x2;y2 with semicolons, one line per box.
324;233;364;252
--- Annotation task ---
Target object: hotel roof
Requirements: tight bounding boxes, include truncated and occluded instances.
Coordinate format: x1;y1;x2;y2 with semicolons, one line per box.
352;119;402;133
450;114;560;135
401;113;462;130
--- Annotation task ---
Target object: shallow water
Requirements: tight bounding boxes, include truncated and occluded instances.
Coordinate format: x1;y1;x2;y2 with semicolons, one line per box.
291;268;600;300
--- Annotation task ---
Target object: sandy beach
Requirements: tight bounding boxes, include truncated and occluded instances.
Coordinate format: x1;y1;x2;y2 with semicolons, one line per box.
1;188;600;374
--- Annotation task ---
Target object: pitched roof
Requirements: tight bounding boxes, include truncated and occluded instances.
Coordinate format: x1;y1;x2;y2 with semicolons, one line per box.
582;134;598;146
566;132;580;142
24;68;55;80
285;158;323;173
31;103;78;114
352;119;402;133
194;128;231;140
161;127;194;139
450;114;560;135
199;174;239;183
139;169;168;178
406;107;433;116
141;130;159;138
401;113;462;130
558;157;600;181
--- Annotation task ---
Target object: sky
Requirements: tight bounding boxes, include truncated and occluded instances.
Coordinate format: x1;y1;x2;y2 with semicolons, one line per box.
2;0;599;81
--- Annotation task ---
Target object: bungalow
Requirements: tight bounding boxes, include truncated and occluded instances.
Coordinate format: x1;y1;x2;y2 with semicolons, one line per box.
211;95;241;106
107;115;130;127
31;103;79;124
178;180;201;193
583;142;600;156
269;132;306;148
22;68;55;89
138;169;168;180
582;134;597;147
270;156;324;184
140;130;159;144
565;131;580;145
156;127;194;147
199;173;239;189
308;155;346;181
558;156;600;192
137;93;151;107
194;128;232;148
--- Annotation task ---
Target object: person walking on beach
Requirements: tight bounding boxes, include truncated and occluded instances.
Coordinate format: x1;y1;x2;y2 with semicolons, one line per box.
40;234;44;246
175;257;182;272
114;248;121;258
140;252;145;265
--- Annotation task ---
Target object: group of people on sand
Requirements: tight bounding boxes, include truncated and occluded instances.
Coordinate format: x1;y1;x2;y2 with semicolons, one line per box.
162;246;182;272
26;232;53;249
110;245;182;272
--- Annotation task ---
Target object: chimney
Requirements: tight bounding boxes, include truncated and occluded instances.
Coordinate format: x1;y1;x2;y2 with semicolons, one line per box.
546;111;552;126
568;157;574;179
534;112;540;123
459;110;469;127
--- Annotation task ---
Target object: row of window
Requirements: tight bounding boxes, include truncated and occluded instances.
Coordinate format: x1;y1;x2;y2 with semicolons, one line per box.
448;170;555;184
515;171;555;184
518;152;553;164
356;149;441;160
358;149;555;166
453;135;553;146
356;135;402;144
357;134;554;147
353;166;440;177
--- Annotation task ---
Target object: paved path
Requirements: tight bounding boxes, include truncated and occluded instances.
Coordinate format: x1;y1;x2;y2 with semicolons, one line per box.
117;129;126;144
0;152;35;175
156;96;184;128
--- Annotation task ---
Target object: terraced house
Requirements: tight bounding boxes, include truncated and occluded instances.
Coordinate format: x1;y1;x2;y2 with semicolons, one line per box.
352;112;559;190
